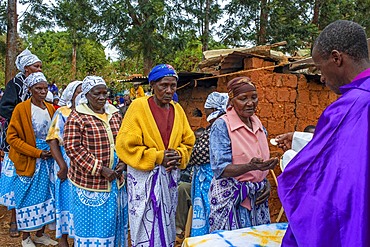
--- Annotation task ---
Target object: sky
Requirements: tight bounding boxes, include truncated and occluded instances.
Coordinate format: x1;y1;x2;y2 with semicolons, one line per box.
17;0;121;61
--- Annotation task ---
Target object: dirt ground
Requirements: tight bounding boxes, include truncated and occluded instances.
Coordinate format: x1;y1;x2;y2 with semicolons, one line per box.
0;205;69;247
0;205;180;247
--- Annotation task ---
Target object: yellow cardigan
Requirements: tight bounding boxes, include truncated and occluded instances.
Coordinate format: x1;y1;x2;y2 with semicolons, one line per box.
7;99;55;176
116;96;195;171
130;86;145;99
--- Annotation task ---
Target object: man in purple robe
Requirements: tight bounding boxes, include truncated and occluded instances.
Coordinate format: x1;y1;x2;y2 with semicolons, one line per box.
277;20;370;246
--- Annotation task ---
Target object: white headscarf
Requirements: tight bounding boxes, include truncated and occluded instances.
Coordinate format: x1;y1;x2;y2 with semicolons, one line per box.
46;91;53;103
58;80;83;108
78;76;109;112
24;72;47;88
204;92;229;122
15;49;41;73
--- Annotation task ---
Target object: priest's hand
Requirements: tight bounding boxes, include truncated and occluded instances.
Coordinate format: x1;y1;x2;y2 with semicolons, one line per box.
275;132;294;151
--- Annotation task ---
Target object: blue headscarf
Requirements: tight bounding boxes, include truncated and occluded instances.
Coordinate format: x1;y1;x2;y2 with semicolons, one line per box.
148;64;178;82
204;92;229;122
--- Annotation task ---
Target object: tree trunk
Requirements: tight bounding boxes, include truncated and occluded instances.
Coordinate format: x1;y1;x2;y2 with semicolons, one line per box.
257;0;268;45
202;0;210;53
71;42;77;80
5;0;18;85
143;44;153;75
312;0;320;27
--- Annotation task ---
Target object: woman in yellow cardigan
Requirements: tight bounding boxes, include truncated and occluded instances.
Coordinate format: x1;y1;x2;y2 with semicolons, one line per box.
129;81;145;100
7;72;57;247
116;64;195;247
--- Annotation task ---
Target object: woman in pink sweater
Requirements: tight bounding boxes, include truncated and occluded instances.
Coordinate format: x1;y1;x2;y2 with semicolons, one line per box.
208;77;278;232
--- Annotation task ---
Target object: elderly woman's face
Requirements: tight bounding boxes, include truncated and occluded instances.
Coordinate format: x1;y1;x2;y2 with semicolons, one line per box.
230;91;258;119
30;81;48;101
25;62;42;77
151;76;177;107
86;84;108;112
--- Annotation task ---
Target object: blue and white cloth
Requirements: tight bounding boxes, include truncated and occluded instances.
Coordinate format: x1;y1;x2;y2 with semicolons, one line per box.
0;152;17;209
208;177;270;232
190;163;213;237
14;139;55;231
46;106;74;238
148;64;178;82
54;148;74;238
71;153;128;247
15;49;41;74
24;72;47;88
204;92;228;122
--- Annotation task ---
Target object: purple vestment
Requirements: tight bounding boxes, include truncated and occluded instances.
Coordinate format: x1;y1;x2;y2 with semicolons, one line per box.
278;68;370;246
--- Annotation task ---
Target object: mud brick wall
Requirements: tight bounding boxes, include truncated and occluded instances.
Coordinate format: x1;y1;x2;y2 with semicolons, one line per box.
177;69;338;222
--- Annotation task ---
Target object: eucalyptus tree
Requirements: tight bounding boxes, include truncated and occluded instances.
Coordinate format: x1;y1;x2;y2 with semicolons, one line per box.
27;30;108;84
267;0;319;53
92;0;176;74
317;0;370;37
170;0;222;52
220;0;319;53
19;0;99;80
52;0;99;80
5;0;17;83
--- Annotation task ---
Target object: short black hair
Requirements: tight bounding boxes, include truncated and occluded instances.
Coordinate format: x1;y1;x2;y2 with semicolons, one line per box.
304;125;316;133
313;20;369;61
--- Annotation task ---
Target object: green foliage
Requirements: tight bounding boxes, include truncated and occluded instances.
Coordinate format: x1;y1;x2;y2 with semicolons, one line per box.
91;0;171;72
26;31;109;85
0;1;6;35
267;0;319;53
318;0;370;37
2;0;370;88
52;0;99;41
19;0;54;35
165;36;203;72
219;0;261;46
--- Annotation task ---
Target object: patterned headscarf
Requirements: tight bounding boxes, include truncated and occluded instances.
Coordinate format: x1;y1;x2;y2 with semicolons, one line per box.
78;76;109;112
227;77;256;99
58;80;83;108
80;76;106;103
204;92;229;122
24;72;47;88
15;49;41;73
148;64;178;82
